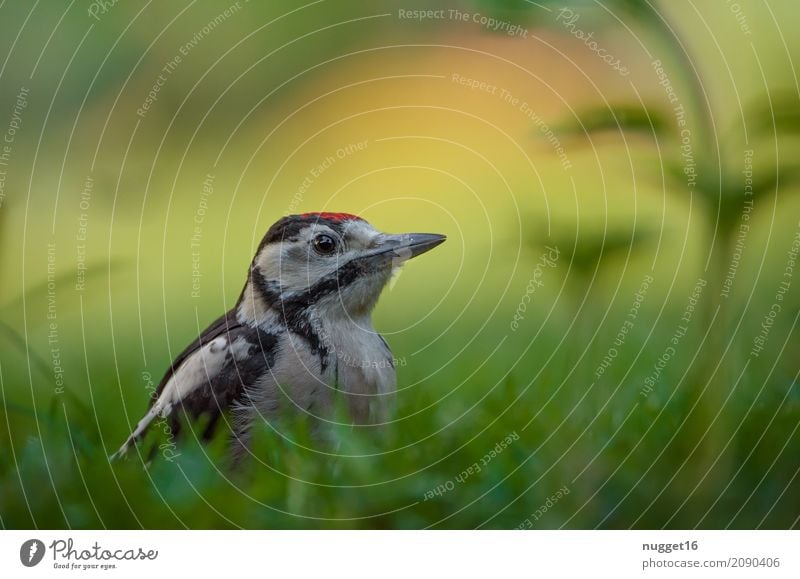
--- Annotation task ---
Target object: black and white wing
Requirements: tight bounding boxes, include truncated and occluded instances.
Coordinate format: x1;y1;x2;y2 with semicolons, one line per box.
111;310;278;459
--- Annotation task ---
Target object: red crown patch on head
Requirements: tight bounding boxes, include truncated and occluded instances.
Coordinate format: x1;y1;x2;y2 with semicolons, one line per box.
300;212;362;223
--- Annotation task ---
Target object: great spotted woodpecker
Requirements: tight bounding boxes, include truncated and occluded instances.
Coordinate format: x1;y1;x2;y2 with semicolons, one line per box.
112;212;445;460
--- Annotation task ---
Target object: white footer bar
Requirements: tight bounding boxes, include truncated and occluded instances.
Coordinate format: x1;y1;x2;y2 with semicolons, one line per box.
1;530;796;578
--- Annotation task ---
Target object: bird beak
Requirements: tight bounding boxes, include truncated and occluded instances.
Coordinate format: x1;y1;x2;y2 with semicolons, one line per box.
359;232;447;263
387;233;447;260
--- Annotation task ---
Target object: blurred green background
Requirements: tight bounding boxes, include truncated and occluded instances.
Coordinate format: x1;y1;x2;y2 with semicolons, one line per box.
1;0;799;528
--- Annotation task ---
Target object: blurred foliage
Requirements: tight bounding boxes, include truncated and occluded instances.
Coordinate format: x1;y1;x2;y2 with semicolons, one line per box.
529;220;654;282
546;0;800;500
1;0;799;529
2;298;799;528
559;104;669;137
750;91;800;136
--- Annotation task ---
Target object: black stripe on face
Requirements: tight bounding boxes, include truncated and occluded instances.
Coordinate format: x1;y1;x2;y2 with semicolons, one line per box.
250;267;282;304
303;257;372;302
249;267;330;371
250;245;388;314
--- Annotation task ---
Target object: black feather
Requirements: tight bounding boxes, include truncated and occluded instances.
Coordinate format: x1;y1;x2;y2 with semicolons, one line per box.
152;309;279;441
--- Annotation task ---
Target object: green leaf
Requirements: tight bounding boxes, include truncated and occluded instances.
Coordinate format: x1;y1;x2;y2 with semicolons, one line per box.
529;220;653;275
664;159;800;228
559;104;669;138
748;91;800;136
742;164;800;200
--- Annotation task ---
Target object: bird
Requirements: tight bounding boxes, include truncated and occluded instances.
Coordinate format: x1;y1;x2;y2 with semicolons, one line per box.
111;212;445;461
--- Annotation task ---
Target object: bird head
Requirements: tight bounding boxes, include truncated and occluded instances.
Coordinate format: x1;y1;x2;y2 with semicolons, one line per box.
238;212;446;323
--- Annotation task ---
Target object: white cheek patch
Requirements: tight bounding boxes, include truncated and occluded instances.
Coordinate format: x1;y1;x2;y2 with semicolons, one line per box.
256;244;285;281
280;258;338;293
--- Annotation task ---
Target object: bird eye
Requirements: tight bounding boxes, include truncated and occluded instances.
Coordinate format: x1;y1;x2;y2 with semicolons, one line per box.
312;234;337;255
